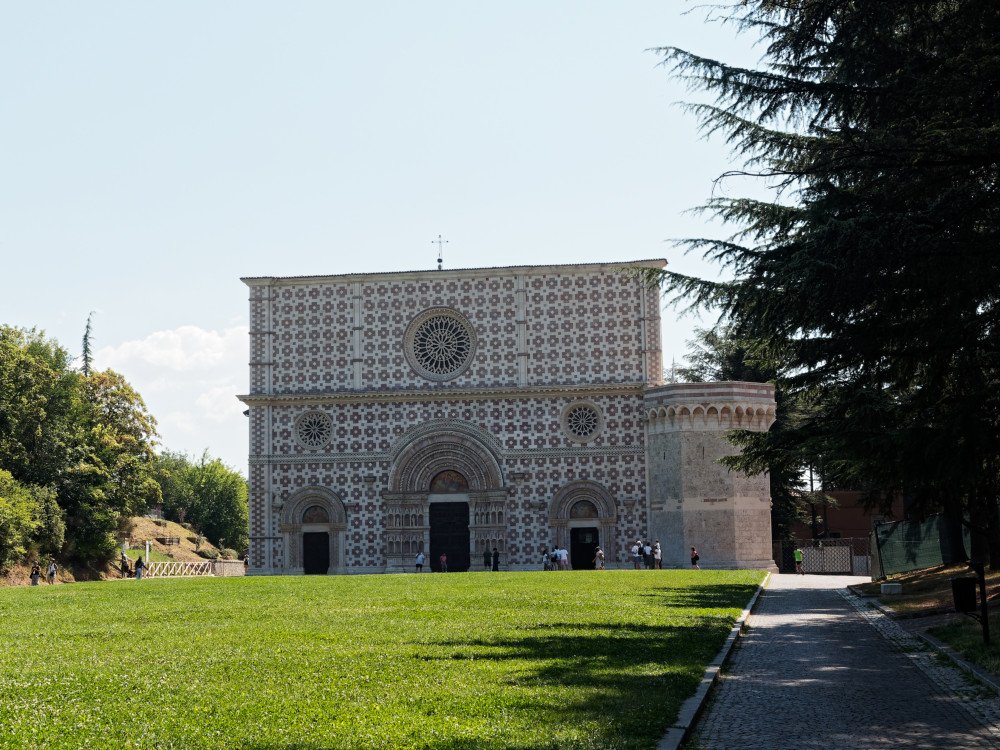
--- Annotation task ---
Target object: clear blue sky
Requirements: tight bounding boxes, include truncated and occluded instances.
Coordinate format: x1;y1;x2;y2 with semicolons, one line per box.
1;2;763;471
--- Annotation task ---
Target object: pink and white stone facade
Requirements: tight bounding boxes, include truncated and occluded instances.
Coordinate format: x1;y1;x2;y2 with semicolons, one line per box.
239;260;776;573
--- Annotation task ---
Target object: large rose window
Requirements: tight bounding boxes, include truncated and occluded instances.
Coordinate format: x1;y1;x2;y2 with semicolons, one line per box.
404;308;477;381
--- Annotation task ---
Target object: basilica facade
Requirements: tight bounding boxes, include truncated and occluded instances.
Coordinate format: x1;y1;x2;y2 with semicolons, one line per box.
239;260;777;574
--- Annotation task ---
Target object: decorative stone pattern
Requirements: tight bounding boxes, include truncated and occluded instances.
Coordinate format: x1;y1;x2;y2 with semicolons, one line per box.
240;260;776;574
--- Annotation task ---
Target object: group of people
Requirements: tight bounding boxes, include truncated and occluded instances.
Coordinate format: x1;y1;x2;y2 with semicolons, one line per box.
29;560;58;585
541;545;569;570
482;547;500;571
539;545;607;571
629;539;664;569
119;553;146;580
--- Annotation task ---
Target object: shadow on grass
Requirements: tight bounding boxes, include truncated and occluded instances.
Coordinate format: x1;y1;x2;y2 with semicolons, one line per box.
400;620;729;748
638;583;760;610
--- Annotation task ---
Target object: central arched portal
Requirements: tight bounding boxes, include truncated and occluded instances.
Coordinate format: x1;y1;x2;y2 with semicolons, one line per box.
385;423;507;572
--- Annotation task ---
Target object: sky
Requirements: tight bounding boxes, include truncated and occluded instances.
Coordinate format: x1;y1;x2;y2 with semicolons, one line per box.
1;2;764;472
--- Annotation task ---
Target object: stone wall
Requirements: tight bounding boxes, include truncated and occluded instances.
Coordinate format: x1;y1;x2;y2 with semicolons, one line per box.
645;382;778;571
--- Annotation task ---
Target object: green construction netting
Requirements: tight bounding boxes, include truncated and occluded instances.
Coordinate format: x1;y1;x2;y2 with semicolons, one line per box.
870;514;970;579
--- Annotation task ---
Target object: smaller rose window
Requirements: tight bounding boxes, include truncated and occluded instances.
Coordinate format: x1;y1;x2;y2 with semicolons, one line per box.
295;411;333;450
561;401;603;443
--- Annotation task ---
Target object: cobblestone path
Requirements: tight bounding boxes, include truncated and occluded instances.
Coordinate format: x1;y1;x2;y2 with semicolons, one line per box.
683;574;1000;750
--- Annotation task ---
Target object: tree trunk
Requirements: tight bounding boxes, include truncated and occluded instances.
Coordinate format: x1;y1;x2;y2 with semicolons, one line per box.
986;497;1000;571
939;499;968;564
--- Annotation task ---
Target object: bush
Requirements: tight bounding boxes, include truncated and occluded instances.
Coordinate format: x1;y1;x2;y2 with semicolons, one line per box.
220;548;240;560
0;471;39;570
196;548;219;560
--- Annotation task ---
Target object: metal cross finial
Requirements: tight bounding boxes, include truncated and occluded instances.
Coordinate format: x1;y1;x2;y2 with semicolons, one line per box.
432;234;449;270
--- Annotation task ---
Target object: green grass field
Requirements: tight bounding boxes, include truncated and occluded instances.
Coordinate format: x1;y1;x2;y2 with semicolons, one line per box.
0;570;763;750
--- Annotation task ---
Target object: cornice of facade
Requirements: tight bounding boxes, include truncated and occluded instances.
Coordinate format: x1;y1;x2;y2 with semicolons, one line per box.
248;445;644;466
241;258;667;288
237;382;646;406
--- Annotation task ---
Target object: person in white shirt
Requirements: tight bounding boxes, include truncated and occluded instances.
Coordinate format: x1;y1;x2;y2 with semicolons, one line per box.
558;546;570;570
630;542;641;570
594;547;605;570
653;540;662;570
414;551;425;572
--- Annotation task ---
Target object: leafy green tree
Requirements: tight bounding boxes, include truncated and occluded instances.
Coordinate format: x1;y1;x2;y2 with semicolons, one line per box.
0;327;79;488
59;370;161;562
0;326;160;566
0;470;41;569
155;451;248;554
645;2;1000;561
0;470;63;570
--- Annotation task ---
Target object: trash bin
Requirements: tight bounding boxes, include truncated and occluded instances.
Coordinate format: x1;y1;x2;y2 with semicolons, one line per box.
952;576;978;613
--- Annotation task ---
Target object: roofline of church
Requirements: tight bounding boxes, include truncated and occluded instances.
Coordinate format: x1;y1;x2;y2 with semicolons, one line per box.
240;258;667;286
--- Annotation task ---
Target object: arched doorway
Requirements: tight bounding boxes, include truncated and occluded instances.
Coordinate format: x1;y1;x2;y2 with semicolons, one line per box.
549;481;618;569
279;487;347;574
386;421;507;573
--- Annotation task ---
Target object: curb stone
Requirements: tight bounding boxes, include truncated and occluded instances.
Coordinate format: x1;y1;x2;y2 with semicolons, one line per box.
655;571;771;750
916;628;1000;695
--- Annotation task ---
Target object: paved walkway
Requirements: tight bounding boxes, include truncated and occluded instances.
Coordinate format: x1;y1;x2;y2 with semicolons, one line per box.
684;574;1000;750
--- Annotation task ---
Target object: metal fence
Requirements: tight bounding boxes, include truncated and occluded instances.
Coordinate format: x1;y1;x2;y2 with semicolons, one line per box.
869;514;970;580
772;537;871;575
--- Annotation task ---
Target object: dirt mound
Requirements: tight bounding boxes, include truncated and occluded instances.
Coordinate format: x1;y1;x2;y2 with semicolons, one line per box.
123;517;225;562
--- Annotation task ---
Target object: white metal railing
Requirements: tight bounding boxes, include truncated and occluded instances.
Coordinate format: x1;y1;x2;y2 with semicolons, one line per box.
145;561;212;578
143;559;247;578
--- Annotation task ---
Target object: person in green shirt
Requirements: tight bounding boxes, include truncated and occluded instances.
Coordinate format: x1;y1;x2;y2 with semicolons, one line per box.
794;547;804;575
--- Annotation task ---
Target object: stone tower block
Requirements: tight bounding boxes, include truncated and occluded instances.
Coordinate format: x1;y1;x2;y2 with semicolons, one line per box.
645;382;778;571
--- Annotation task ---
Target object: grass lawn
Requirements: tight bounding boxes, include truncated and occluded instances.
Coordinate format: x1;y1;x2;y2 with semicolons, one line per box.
929;615;1000;677
0;570;763;750
852;563;1000;616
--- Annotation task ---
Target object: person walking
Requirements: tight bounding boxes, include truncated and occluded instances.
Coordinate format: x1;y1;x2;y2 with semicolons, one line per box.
439;552;448;573
134;556;145;580
653;541;662;570
120;554;130;579
30;563;41;586
483;547;492;570
690;546;701;570
559;546;570;570
46;559;57;585
594;547;605;570
491;547;500;572
794;546;805;575
415;551;425;573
